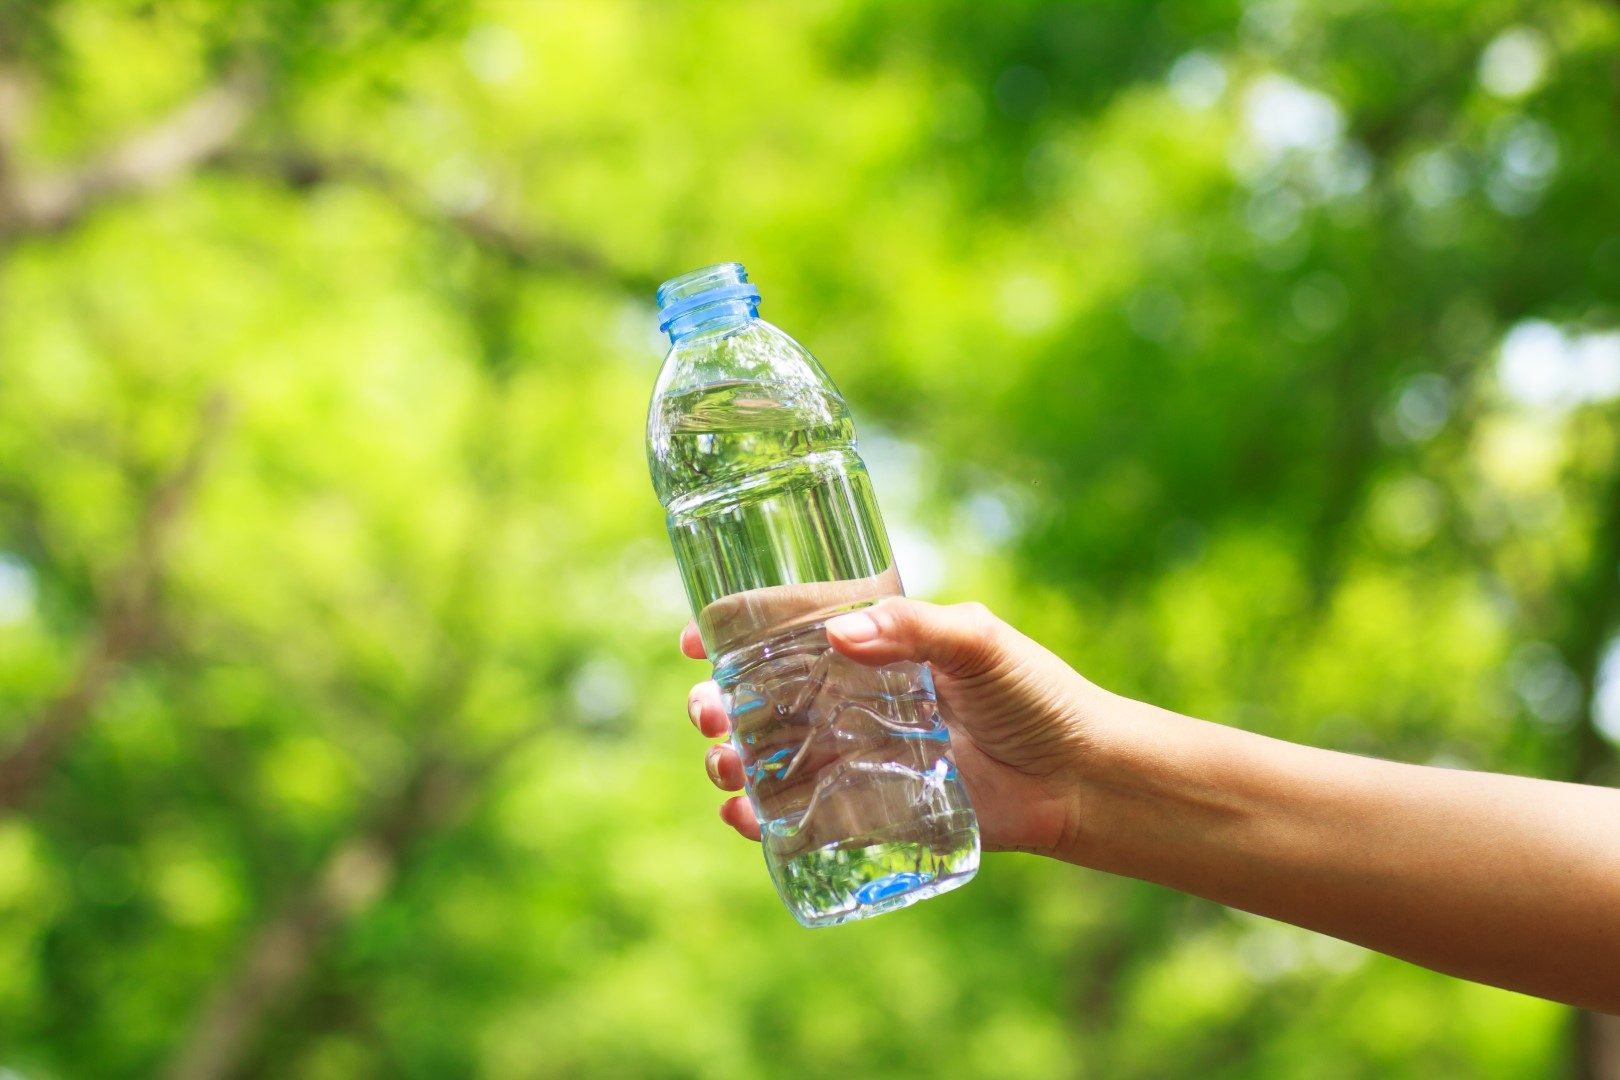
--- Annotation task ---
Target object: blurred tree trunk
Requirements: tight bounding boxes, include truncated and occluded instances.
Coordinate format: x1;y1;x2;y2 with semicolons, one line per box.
1580;1022;1620;1080
1562;430;1620;1080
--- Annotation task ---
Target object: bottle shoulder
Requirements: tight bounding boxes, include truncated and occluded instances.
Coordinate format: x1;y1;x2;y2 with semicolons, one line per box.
651;318;844;404
646;319;861;508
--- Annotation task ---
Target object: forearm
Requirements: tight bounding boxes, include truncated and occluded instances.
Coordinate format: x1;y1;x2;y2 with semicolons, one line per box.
1065;692;1620;1012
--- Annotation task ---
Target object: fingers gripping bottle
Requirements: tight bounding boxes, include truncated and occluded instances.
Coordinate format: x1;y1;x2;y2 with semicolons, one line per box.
647;263;979;926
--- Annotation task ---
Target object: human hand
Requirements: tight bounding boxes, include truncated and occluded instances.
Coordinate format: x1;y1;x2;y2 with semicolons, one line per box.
684;599;1620;1013
681;598;1107;859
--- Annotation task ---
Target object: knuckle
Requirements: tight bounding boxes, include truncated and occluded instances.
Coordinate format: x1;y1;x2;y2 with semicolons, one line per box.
949;601;1003;671
869;596;912;635
954;601;999;638
956;600;993;622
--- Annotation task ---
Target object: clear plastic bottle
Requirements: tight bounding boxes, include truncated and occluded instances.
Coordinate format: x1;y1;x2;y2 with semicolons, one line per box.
647;263;979;927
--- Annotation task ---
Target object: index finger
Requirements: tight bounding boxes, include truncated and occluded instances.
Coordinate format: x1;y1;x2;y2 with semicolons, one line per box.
680;621;707;660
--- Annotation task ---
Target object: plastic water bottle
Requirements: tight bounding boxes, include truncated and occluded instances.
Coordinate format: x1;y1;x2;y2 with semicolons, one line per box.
647;263;979;927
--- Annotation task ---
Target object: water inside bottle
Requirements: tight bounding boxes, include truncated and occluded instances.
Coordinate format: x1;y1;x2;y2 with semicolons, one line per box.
658;380;978;926
710;601;979;926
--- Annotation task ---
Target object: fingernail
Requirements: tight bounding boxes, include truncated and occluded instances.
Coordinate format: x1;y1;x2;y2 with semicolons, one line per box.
704;746;722;784
688;697;703;729
826;611;879;643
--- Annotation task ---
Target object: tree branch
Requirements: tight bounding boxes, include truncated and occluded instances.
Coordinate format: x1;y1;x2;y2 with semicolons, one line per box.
0;60;650;295
213;147;656;293
0;392;230;813
0;69;259;237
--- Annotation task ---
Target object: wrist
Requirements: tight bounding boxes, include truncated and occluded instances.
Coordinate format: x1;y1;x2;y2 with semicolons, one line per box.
1045;685;1146;867
1052;691;1250;875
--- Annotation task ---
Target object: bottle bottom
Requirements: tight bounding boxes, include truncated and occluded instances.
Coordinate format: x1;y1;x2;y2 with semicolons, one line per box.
765;810;980;928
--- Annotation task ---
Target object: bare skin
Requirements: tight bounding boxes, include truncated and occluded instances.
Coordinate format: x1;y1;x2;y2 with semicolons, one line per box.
682;597;1620;1014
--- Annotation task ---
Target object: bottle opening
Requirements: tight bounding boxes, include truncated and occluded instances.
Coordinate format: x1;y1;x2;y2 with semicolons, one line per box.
656;262;761;338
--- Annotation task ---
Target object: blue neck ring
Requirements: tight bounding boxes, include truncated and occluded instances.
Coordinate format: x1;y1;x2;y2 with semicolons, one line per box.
657;282;761;332
656;263;761;338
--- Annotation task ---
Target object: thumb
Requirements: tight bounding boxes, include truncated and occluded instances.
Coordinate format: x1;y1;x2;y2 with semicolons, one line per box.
824;598;1006;680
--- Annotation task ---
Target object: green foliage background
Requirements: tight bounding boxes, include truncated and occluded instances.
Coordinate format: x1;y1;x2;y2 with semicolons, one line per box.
0;1;1617;1076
